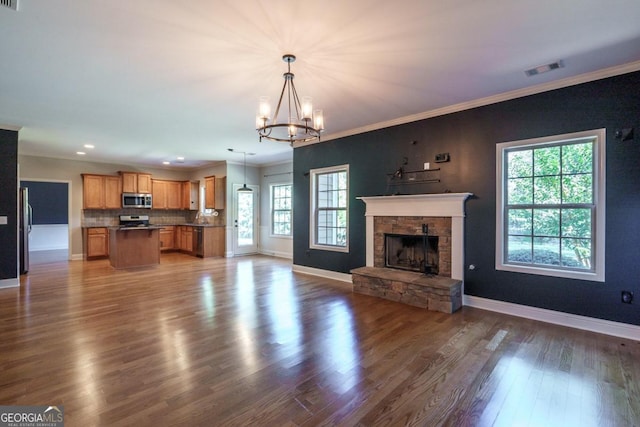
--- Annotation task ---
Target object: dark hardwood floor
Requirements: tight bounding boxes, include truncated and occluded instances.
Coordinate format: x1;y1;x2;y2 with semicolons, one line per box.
1;253;638;426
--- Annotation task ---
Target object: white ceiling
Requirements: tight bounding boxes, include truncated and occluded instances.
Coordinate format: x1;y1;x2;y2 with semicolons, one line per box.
2;0;640;168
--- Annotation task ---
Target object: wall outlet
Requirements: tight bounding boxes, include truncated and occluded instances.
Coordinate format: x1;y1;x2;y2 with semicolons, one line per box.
621;290;633;304
435;153;450;163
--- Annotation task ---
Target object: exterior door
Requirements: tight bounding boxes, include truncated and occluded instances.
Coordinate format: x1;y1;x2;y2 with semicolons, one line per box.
233;184;259;255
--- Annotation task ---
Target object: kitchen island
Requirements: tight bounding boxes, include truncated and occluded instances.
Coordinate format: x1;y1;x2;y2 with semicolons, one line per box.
109;227;161;269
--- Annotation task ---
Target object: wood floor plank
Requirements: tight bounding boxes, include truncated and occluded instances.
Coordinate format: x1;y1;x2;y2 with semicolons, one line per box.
1;254;639;426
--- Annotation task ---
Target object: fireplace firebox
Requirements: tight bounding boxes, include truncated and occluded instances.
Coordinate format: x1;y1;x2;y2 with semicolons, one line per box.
384;233;439;275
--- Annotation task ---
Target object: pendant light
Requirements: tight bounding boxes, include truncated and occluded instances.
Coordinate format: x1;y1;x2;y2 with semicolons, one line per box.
228;148;254;192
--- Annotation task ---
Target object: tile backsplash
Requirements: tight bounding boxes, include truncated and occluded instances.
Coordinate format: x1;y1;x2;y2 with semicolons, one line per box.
82;209;225;227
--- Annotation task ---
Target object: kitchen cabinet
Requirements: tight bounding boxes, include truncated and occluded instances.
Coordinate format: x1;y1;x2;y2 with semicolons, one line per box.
159;226;175;251
120;172;152;193
182;181;199;210
176;225;193;253
202;226;225;257
109;227;160;269
152;180;167;209
166;181;182;209
152;179;183;210
204;176;226;209
82;174;122;209
85;227;109;258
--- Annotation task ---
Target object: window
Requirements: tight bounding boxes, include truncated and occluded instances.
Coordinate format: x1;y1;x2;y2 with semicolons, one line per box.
271;183;292;237
496;129;605;282
310;164;349;252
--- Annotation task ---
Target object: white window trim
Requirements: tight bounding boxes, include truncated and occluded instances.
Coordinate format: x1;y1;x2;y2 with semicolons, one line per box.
495;128;606;282
309;164;350;253
270;183;293;239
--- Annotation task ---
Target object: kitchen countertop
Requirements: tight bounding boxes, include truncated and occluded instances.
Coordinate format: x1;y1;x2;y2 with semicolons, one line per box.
182;223;225;227
82;223;226;228
111;226;165;231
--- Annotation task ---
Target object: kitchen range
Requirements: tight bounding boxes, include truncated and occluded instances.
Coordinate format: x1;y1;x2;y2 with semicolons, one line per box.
119;214;151;228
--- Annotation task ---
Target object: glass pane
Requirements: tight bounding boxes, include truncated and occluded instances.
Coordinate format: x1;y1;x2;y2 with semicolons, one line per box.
507;236;532;263
508;178;533;204
533;209;560;237
338;189;347;208
562;238;591;269
508;209;532;235
562;174;592;203
507;150;532;178
561;209;591;238
238;191;254;246
534;146;560;176
533;237;560;265
534;176;560;204
562;142;593;174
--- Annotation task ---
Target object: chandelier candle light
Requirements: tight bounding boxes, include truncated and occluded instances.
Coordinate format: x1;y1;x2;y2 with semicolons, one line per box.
256;54;324;145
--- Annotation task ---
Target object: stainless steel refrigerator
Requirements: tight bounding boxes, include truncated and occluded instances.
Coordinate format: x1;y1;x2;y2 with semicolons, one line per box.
19;187;32;275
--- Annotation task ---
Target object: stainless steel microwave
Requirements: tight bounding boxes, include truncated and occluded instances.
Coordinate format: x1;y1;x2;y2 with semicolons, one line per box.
122;193;152;209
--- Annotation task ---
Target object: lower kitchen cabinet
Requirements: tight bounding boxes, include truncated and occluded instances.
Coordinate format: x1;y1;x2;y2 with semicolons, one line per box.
159;226;175;251
202;227;225;257
176;226;193;253
84;227;109;259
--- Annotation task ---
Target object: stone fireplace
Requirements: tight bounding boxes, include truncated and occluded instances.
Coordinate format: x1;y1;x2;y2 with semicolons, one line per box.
351;193;472;313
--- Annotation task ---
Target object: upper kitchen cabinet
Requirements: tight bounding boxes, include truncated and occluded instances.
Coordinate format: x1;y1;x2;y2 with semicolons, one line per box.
82;174;122;209
204;176;226;210
182;181;199;211
152;179;183;210
120;172;152;194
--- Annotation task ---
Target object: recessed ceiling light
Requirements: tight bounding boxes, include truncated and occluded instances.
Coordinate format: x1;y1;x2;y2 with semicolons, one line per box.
162;161;170;165
76;151;86;155
84;144;95;149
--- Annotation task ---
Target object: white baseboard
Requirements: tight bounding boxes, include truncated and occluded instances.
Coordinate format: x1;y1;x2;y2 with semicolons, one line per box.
464;295;640;341
71;253;83;261
259;249;293;259
31;245;69;251
0;278;20;289
292;264;352;283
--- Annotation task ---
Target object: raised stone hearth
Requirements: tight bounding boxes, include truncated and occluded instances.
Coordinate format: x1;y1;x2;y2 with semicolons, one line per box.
352;267;462;313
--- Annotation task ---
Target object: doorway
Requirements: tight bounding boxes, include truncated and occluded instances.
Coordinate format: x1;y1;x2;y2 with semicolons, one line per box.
20;180;70;266
233;184;259;255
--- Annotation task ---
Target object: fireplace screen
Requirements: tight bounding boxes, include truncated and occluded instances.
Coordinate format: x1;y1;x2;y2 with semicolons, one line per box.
385;233;439;274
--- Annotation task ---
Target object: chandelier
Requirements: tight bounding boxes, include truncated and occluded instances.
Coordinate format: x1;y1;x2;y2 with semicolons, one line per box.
256;54;324;145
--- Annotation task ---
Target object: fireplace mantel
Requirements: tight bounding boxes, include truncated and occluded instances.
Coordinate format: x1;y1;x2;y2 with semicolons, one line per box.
357;193;472;281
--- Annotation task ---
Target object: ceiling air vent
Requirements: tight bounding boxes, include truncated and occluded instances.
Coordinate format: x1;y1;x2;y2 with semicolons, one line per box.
525;60;564;77
0;0;18;10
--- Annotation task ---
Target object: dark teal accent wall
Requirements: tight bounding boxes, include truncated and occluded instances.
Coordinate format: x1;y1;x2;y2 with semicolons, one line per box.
293;71;640;325
0;129;19;280
20;181;69;225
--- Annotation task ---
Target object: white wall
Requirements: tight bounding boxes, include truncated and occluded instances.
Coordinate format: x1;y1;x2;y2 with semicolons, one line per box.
259;161;293;259
29;224;69;251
